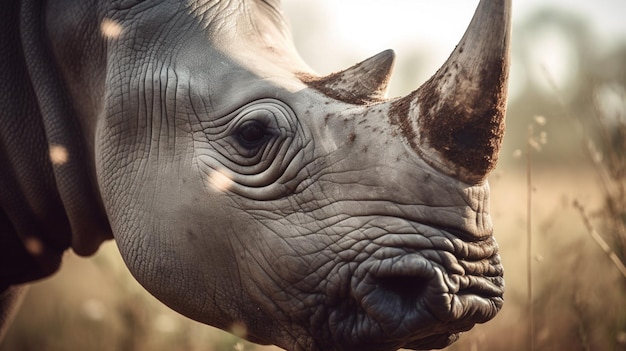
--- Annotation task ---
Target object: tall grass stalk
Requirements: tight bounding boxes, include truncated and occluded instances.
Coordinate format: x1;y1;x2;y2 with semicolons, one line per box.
573;200;626;279
526;124;534;351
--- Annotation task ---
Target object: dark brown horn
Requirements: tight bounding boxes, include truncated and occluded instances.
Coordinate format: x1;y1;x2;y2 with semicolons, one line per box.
301;49;395;105
391;0;511;184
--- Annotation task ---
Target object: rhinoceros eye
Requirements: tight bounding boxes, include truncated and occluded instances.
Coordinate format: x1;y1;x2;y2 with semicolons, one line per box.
236;120;269;148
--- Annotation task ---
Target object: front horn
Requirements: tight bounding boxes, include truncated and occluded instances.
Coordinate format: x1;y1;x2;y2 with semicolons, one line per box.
391;0;512;184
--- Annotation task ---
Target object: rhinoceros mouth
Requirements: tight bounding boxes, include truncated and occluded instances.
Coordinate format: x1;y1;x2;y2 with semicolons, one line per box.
335;238;504;351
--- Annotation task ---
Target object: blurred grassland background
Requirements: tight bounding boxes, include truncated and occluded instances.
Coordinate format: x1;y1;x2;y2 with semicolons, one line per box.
2;0;626;350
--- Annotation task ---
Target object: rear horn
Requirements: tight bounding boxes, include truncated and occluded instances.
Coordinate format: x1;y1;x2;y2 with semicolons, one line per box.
300;49;396;105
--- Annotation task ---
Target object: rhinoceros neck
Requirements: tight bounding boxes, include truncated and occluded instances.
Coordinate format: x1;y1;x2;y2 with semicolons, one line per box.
0;0;112;287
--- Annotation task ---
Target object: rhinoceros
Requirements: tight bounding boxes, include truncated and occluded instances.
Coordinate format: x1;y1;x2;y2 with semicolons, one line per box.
0;0;511;350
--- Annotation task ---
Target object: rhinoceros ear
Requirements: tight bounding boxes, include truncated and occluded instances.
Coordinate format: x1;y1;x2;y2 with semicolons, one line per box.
392;0;511;184
301;49;396;105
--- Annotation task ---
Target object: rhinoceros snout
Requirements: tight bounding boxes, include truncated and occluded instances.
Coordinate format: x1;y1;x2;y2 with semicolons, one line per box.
347;243;504;350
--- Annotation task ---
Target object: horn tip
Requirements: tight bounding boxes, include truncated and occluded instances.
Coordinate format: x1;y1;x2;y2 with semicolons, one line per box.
372;49;396;67
378;49;396;59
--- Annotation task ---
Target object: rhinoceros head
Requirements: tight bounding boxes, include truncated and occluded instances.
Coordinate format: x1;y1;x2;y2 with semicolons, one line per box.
44;0;510;350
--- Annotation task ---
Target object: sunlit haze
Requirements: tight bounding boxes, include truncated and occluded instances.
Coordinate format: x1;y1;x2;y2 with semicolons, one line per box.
283;0;626;99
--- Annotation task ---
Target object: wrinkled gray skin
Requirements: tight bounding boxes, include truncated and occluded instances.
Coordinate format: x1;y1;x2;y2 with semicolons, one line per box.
0;0;511;350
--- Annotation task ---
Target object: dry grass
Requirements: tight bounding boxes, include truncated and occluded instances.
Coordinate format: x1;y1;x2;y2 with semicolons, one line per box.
0;242;283;351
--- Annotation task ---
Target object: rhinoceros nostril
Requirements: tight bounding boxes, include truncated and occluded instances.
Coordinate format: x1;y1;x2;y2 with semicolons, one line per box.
375;275;430;307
